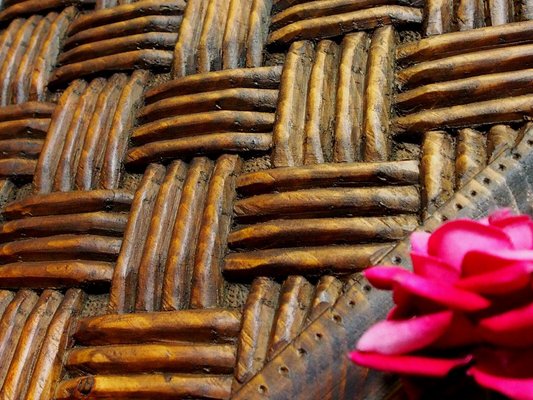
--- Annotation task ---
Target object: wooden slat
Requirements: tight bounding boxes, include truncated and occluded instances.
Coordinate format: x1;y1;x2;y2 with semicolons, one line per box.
74;309;241;345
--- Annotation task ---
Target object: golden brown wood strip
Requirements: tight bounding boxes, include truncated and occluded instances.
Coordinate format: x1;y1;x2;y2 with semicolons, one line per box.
66;343;236;374
190;155;241;308
0;291;15;318
75;74;128;191
196;0;229;73
50;51;163;88
0;158;37;178
133;111;274;145
267;276;313;359
397;19;533;64
29;7;77;101
303;40;339;164
0;290;63;400
396;69;533;113
424;0;453;35
0;101;54;122
147;65;281;103
271;41;314;167
222;0;253;69
0;0;74;21
127;133;272;166
0;211;127;241
228;216;419;250
233;277;279;389
268;5;422;45
363;26;394;161
421;131;454;218
398;43;533;90
224;244;392;277
0;119;49;139
334;33;368;162
108;163;165;313
56;374;233;400
59;32;178;65
68;0;186;35
487;124;517;161
245;0;272;67
161;158;213;311
4;189;133;219
100;70;150;189
237;161;419;195
139;89;278;122
0;15;41;106
54;78;107;192
456;0;485;31
64;15;183;50
33;80;86;193
135;161;187;312
0;261;113;288
271;0;395;31
25;289;83;400
0;234;122;263
235;187;420;221
0;20;24;78
308;275;343;321
0;139;43;159
394;93;533;133
12;13;55;104
75;309;242;345
488;0;511;25
0;290;38;389
172;0;209;77
455;128;487;189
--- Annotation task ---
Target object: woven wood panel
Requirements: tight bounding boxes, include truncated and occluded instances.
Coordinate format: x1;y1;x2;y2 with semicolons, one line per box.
0;0;531;399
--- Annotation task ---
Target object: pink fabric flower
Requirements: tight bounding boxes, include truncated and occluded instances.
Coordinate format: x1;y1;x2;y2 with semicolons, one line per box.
350;210;533;400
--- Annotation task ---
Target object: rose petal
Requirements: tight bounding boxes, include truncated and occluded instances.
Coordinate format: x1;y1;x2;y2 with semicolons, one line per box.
392;273;491;312
356;311;453;355
411;252;459;284
428;220;514;270
410;231;430;254
469;349;533;400
455;263;532;295
432;313;478;348
488;208;515;224
462;249;533;276
364;266;409;290
469;369;533;400
350;351;472;377
479;301;533;347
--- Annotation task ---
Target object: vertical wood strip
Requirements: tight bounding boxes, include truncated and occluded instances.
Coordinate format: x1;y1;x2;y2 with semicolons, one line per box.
421;130;454;219
222;0;253;69
333;33;368;163
455;128;487;189
363;26;394;162
161;157;214;311
424;0;453;35
246;0;272;68
100;70;150;189
197;0;230;73
271;41;314;167
108;163;165;313
0;290;63;400
33;80;87;194
135;161;187;312
190;154;241;308
53;78;106;192
172;0;209;77
267;276;313;360
303;40;339;165
25;289;84;400
233;277;280;391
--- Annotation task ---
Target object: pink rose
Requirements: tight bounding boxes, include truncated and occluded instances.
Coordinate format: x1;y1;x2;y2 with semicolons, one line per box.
350;210;533;400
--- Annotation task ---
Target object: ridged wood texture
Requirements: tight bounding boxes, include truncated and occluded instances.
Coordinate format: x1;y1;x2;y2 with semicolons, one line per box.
0;0;530;399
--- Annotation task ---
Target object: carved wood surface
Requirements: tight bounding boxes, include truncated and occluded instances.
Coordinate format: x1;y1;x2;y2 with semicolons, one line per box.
0;0;530;399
